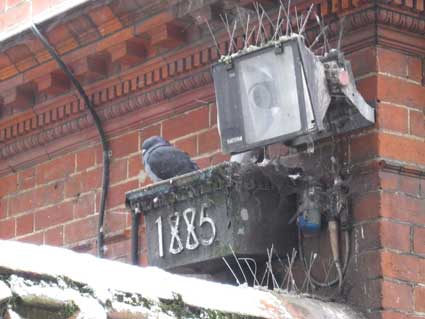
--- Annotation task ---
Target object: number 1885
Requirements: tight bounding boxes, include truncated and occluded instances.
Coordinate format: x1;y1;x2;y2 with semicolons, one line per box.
154;203;217;257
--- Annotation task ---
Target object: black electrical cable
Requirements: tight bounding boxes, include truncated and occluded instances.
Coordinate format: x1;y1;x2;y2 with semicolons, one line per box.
31;22;110;258
131;210;141;265
298;227;350;289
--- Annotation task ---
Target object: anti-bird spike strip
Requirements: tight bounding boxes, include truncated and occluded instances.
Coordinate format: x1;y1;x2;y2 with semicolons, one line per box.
208;1;346;77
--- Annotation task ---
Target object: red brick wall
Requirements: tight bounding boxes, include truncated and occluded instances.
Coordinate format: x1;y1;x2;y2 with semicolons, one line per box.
0;8;424;318
348;47;425;319
0;102;226;263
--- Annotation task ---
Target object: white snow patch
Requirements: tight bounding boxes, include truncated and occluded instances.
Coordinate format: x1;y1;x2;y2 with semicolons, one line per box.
8;275;106;319
6;309;22;319
0;281;12;302
240;208;249;221
288;173;301;180
0;240;290;319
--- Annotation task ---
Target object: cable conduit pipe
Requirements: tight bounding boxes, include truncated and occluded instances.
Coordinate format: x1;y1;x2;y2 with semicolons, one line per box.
31;22;110;258
131;209;141;265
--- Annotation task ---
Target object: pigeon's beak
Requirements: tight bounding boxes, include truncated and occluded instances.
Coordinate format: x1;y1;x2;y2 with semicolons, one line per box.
142;149;146;156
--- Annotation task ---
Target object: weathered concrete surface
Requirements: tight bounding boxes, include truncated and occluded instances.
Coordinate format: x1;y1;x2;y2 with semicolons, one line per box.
0;240;364;319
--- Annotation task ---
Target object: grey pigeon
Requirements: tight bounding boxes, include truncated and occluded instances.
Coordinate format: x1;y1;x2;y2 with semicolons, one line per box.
142;136;199;182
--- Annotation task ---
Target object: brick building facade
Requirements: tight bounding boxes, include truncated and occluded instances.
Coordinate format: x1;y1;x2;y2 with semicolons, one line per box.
0;0;424;318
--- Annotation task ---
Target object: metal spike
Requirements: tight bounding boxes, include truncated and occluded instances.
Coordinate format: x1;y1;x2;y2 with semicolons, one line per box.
204;18;222;56
222;257;241;285
244;14;250;49
299;3;315;35
323;23;329;53
278;0;289;36
237;7;247;47
220;14;237;56
272;18;285;41
286;0;292;35
229;19;238;55
266;246;279;289
309;24;329;50
258;7;265;46
315;12;321;25
337;16;346;51
259;3;275;41
272;2;283;41
298;13;304;33
241;257;259;286
314;13;329;53
246;25;256;47
295;7;300;34
229;245;248;284
253;2;262;45
256;10;265;45
237;6;245;29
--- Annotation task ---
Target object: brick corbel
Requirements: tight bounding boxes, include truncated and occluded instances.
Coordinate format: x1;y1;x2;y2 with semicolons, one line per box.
36;71;70;96
88;5;123;36
108;38;146;66
0;83;35;113
147;22;186;49
70;52;111;83
6;44;38;72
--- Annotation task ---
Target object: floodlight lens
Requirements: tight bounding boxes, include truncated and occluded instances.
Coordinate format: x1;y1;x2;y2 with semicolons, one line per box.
237;46;302;144
250;82;273;109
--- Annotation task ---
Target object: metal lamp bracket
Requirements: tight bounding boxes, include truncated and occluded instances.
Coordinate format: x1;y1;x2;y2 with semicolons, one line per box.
224;58;234;71
274;43;284;55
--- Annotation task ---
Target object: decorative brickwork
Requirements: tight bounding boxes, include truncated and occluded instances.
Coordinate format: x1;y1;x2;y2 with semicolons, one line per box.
0;102;224;258
0;0;424;318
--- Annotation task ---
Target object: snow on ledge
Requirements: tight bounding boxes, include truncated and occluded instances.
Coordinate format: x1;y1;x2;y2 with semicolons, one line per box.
0;0;91;43
0;240;363;319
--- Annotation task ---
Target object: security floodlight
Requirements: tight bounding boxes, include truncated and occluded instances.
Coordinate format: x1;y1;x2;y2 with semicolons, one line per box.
212;35;375;154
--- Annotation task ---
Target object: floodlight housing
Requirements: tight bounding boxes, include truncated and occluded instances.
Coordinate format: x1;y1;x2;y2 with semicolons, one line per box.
212;35;375;154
